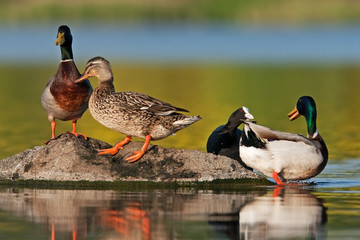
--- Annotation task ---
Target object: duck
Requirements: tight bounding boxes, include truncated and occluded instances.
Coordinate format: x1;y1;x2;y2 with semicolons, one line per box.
75;56;201;162
239;96;328;185
206;107;253;170
41;25;92;143
239;187;327;238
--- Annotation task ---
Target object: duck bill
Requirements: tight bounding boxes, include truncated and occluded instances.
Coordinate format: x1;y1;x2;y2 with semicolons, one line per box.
288;107;301;121
243;106;254;120
54;32;65;45
245;113;254;120
75;74;90;83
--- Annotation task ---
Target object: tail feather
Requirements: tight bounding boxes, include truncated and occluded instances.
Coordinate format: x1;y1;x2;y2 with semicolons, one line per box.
173;115;201;128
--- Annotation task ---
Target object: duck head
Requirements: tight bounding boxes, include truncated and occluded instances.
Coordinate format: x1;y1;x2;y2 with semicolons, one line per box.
54;25;72;46
76;56;113;84
54;25;73;60
235;107;254;123
288;96;318;139
220;107;254;134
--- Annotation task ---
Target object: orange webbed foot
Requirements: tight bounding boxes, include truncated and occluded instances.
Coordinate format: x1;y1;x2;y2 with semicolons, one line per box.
98;136;132;156
71;119;87;140
98;146;123;156
125;151;145;163
125;135;151;163
72;132;88;140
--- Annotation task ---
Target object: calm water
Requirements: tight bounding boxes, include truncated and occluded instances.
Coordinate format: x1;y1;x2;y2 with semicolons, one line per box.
0;160;359;239
1;24;360;239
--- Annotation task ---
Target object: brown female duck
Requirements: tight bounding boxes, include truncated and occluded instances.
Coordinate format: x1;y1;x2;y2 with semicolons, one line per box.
76;56;201;162
41;25;92;142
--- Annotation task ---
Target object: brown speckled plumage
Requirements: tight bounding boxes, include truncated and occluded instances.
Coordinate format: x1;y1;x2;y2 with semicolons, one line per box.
76;56;201;161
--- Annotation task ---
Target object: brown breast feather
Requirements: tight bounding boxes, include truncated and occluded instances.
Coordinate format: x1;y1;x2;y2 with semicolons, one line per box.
50;61;91;112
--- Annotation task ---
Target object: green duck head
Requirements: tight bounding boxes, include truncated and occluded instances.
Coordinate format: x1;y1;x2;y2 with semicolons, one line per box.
54;25;73;60
288;96;318;139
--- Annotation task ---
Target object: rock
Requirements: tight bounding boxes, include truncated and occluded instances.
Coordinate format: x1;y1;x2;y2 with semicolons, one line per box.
0;132;265;182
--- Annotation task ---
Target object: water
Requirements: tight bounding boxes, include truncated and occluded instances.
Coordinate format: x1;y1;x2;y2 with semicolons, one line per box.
1;24;360;239
1;24;360;63
0;160;359;239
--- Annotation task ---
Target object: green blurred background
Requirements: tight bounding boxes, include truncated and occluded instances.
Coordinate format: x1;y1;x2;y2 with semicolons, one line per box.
2;0;360;24
1;0;360;160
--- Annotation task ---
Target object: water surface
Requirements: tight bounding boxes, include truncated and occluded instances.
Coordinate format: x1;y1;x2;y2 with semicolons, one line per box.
0;160;359;239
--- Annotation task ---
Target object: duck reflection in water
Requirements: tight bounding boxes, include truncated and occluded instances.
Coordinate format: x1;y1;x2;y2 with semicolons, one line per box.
239;186;327;240
49;202;151;240
99;202;150;240
0;187;326;240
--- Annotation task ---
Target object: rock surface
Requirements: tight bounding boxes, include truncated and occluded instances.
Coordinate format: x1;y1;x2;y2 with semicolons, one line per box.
0;132;264;182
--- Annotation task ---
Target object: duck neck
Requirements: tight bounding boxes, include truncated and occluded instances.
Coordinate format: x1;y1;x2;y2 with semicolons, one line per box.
223;121;240;137
305;112;318;139
98;79;115;92
60;45;73;60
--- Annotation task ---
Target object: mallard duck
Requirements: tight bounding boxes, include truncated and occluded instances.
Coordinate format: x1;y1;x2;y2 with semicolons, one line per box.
75;56;201;162
41;25;92;143
239;187;327;238
206;107;253;170
239;96;328;185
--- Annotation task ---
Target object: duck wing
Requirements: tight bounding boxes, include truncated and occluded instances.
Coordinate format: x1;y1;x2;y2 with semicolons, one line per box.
45;75;55;87
114;91;189;116
245;121;313;146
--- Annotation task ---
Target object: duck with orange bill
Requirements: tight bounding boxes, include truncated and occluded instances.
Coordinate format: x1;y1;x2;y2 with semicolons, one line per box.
76;56;201;162
239;96;328;185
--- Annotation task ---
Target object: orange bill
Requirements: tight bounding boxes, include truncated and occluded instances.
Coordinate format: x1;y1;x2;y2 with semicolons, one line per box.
288;107;301;121
74;73;90;83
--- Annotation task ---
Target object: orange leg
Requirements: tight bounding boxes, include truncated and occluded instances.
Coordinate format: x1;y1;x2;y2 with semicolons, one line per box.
51;120;56;139
126;206;150;240
98;136;132;155
272;171;285;185
126;135;151;163
44;121;57;144
73;224;77;240
272;186;284;198
72;119;87;140
51;223;55;240
142;216;151;240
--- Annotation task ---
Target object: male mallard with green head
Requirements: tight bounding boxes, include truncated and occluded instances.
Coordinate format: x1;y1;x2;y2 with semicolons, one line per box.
41;25;92;142
239;96;328;185
76;56;201;162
